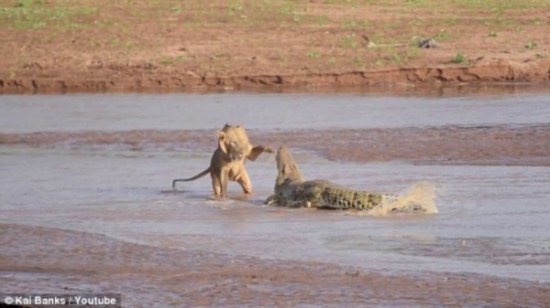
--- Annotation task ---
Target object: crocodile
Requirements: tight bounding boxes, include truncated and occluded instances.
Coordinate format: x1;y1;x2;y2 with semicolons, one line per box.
264;146;401;210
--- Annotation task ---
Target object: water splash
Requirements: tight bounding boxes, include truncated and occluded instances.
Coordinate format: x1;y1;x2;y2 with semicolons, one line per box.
367;181;438;216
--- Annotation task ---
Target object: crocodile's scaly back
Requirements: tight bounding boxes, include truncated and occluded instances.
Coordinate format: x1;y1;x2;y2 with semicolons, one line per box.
265;146;398;210
297;180;397;210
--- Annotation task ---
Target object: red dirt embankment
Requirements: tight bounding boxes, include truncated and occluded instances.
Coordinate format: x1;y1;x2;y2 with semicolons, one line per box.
1;0;549;93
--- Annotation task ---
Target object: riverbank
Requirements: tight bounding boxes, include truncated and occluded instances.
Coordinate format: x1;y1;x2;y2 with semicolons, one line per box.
1;0;549;93
2;223;549;307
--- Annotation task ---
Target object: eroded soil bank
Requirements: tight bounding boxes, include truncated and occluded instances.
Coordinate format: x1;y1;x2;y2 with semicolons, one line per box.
2;224;549;307
1;0;550;93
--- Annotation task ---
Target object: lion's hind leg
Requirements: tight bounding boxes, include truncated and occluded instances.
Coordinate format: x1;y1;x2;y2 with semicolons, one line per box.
210;173;223;199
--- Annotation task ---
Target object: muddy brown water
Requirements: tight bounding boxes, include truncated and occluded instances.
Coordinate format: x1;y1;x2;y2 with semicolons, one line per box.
1;91;550;307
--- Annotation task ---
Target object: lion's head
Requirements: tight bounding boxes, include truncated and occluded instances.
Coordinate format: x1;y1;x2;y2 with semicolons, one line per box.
217;123;253;161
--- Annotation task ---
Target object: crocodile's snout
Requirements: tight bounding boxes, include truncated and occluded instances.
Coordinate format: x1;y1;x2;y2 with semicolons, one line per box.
277;145;289;154
276;146;292;171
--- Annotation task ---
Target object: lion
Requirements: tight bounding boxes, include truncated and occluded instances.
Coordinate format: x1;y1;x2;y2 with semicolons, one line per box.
172;124;273;199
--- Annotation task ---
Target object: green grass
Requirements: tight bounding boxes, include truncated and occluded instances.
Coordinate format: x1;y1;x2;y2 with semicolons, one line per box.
313;16;331;25
307;50;321;58
341;34;358;48
443;17;459;26
524;41;537;50
452;0;549;9
434;29;451;41
175;54;188;63
389;53;402;64
4;0;546;31
159;54;188;66
342;20;370;29
107;39;137;50
2;0;549;73
451;52;467;64
404;0;549;9
352;56;365;68
405;45;422;59
0;0;99;30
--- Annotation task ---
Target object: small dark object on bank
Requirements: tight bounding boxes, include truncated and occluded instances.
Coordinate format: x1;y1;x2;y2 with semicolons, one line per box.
418;38;438;48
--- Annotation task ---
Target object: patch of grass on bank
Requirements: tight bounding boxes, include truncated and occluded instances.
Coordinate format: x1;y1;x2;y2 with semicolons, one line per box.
159;0;339;28
524;41;537;50
404;0;549;9
450;0;549;9
0;0;99;30
307;50;321;59
451;52;467;64
159;54;188;66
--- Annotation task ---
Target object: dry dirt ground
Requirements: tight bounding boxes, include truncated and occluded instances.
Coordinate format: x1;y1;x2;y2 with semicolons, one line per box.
1;0;550;93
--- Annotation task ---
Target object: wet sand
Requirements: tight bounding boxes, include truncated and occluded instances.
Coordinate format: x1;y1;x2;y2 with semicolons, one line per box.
2;124;550;166
1;223;549;307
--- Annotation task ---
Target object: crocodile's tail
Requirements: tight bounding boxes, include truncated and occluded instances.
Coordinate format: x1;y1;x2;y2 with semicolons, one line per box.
368;182;437;216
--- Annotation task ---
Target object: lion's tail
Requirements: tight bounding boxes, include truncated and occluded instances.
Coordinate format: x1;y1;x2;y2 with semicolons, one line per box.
172;167;211;189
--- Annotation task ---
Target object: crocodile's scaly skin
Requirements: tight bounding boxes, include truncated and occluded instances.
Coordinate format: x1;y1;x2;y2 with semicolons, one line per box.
265;146;397;210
